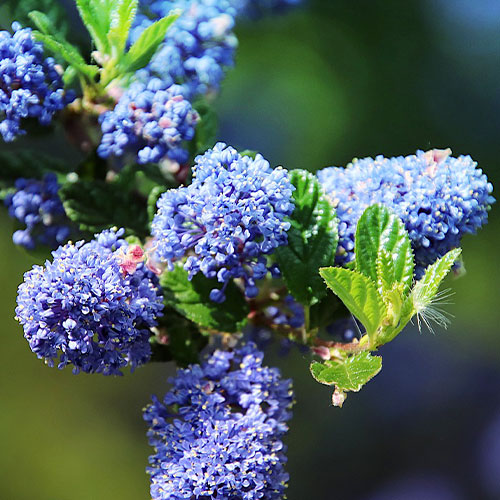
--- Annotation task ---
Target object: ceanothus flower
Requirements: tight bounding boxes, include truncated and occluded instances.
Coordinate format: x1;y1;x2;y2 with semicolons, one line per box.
4;173;71;250
317;149;495;276
98;79;199;164
0;23;75;142
144;342;293;500
151;142;294;301
133;0;238;97
15;229;163;375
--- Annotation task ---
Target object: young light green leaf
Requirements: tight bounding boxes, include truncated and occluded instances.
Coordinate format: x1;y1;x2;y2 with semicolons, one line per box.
75;0;110;52
160;265;249;333
377;296;415;345
275;170;338;305
28;10;56;35
355;204;414;294
411;248;462;321
108;0;139;56
320;267;387;338
33;32;99;80
123;12;180;73
310;352;382;391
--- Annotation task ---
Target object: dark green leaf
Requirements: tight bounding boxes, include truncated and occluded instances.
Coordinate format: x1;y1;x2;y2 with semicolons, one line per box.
123;12;180;73
160;265;249;333
5;0;69;34
310;351;382;391
275;169;339;305
59;178;148;236
319;267;386;338
192;100;218;155
150;310;207;366
355;204;414;294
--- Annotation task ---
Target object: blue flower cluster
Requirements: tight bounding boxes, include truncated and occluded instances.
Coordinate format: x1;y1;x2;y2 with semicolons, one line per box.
317;149;495;275
0;23;74;142
15;229;163;375
4;173;71;250
151;142;294;301
133;0;238;97
98;79;199;164
266;294;305;329
144;342;293;500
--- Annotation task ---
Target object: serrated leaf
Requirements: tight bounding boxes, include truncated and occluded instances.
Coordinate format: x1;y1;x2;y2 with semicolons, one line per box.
108;0;139;55
33;32;99;80
355;204;414;294
377;296;415;345
411;248;462;311
310;352;382;391
28;10;56;35
276;170;339;305
59;178;148;236
160;265;249;333
320;267;386;337
123;12;180;73
75;0;110;52
0;150;71;189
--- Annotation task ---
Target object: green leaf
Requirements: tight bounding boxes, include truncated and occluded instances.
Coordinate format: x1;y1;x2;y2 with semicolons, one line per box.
275;170;339;305
192;100;218;155
0;150;71;193
320;267;387;338
150;310;207;367
147;185;168;224
33;32;99;80
108;0;139;56
59;178;149;236
377;296;415;345
6;0;69;35
355;204;414;294
28;10;56;35
123;12;180;73
75;0;110;52
160;265;249;333
310;352;382;391
411;248;462;312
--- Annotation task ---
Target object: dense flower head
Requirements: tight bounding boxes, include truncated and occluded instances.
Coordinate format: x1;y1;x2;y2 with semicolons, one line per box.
98;79;198;164
144;342;293;500
317;148;495;276
0;23;74;142
4;173;71;250
133;0;238;97
15;229;164;375
151;142;294;301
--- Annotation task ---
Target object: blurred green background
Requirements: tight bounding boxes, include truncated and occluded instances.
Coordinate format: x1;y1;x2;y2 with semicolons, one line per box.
2;0;500;498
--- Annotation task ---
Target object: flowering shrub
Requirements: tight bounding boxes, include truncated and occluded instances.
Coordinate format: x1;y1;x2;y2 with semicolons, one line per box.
0;1;495;499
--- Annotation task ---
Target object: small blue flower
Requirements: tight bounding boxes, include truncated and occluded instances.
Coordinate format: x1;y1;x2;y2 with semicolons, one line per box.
151;142;294;301
317;149;495;276
98;79;199;164
15;229;164;375
144;342;293;500
133;0;238;97
0;23;75;142
4;173;71;250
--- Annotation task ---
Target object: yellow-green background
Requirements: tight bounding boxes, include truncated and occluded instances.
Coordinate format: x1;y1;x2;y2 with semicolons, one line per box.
2;0;500;498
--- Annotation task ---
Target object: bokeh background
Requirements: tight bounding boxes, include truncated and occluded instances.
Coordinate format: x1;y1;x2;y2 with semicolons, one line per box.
1;0;500;498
